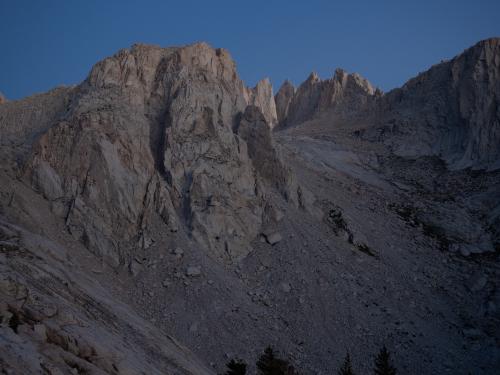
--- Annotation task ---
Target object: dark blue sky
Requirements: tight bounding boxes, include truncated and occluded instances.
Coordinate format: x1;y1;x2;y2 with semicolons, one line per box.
1;0;499;100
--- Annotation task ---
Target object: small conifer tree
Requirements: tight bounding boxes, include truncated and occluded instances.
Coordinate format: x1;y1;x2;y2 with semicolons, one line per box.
224;358;247;375
374;346;397;375
338;352;354;375
257;346;296;375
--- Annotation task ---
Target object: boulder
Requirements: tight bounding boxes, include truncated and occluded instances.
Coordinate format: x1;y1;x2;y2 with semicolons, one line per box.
264;231;282;245
129;259;143;277
281;282;292;293
186;266;202;277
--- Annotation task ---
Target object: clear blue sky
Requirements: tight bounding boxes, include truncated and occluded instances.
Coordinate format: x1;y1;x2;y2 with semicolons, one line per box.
1;0;499;100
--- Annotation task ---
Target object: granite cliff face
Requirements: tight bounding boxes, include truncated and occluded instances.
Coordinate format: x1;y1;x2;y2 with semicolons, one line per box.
274;80;295;124
277;38;500;172
14;43;308;267
244;78;278;127
369;38;500;171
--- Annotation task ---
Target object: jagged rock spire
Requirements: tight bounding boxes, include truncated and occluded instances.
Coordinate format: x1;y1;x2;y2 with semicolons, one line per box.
244;78;278;127
275;80;296;124
277;68;378;126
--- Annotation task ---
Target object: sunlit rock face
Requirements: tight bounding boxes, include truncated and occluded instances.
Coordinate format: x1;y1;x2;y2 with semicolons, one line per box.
5;43;312;266
22;43;251;263
371;38;500;171
276;69;379;127
244;78;278;128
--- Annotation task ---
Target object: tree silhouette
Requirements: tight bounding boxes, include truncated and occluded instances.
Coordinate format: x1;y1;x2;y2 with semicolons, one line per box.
338;352;354;375
224;358;247;375
257;346;296;375
374;346;397;375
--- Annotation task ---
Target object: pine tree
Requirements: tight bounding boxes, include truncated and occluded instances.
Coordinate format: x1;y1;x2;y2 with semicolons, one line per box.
374;346;397;375
256;346;296;375
224;358;247;375
338;352;354;375
257;347;278;375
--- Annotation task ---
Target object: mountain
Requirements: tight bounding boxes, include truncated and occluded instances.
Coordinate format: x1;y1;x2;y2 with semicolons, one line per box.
279;38;500;171
363;38;500;171
275;68;380;127
3;43;311;267
1;39;499;374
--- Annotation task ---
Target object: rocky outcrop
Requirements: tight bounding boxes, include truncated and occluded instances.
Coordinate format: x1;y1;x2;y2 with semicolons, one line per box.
0;220;212;375
283;72;322;126
235;106;297;201
0;43;315;267
244;78;278;127
235;105;321;220
368;38;500;171
22;43;260;264
278;38;500;171
0;87;73;167
274;80;295;124
278;69;379;127
0;92;6;104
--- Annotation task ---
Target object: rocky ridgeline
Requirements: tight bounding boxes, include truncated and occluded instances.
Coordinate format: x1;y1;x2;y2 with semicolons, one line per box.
275;68;380;126
1;42;313;268
369;38;500;171
276;38;500;171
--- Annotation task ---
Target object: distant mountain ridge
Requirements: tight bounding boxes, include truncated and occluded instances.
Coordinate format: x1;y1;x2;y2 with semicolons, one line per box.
275;37;500;170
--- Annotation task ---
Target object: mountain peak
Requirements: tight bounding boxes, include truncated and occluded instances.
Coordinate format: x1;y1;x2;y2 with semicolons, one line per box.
276;67;378;126
472;36;500;49
333;67;348;81
306;71;320;83
87;42;240;95
244;77;278;127
280;79;295;88
275;80;297;124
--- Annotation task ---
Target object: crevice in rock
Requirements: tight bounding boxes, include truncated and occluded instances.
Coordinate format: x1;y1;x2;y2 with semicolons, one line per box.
149;108;173;186
8;309;20;333
181;172;193;231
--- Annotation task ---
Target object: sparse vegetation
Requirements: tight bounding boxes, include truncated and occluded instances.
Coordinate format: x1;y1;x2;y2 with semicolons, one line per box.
374;346;397;375
257;346;296;375
390;203;450;251
8;311;20;333
327;207;348;234
356;243;378;258
338;352;354;375
224;345;398;375
224;358;247;375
